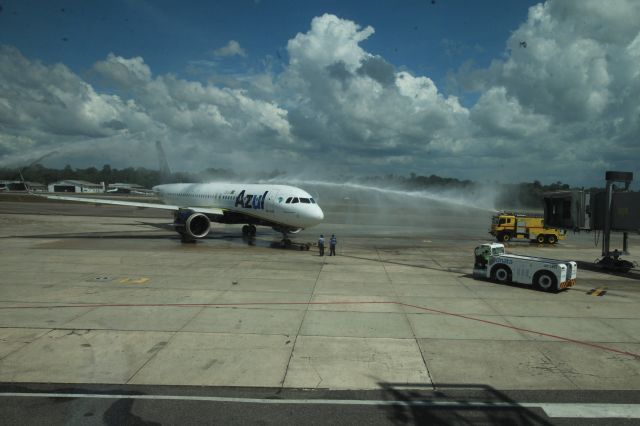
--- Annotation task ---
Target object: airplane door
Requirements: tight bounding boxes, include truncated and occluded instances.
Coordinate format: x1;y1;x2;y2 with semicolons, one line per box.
271;190;296;220
266;190;284;216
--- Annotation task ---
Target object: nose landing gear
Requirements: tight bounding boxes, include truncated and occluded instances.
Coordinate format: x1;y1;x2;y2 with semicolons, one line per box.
279;231;310;250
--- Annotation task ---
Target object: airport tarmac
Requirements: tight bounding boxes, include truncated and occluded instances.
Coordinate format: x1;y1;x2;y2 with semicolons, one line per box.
0;195;639;397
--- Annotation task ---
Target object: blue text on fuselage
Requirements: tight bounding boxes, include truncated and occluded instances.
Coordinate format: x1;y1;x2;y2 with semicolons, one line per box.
490;257;513;266
235;190;268;210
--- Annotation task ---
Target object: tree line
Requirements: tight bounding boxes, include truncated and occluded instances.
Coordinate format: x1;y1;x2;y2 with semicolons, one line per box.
0;164;234;189
1;164;583;209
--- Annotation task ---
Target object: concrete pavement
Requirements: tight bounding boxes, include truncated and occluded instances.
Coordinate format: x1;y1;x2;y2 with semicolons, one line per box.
0;200;639;392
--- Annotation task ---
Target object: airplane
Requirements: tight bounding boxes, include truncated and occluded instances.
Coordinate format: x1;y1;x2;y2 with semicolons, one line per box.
41;182;324;245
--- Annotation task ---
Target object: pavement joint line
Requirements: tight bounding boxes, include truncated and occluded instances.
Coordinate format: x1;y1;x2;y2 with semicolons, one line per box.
378;246;435;391
0;301;638;359
529;336;581;390
279;255;324;388
57;303;101;329
1;392;639;418
340;253;466;275
399;302;640;359
125;303;209;385
0;329;56;362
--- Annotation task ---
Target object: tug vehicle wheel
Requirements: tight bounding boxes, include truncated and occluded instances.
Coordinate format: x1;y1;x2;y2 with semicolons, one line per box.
492;265;511;284
534;271;557;292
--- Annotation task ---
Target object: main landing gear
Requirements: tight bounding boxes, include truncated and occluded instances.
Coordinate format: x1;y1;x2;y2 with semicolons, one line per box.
242;224;257;237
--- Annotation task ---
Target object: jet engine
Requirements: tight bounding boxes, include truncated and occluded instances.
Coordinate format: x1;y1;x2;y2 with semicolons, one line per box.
174;209;211;240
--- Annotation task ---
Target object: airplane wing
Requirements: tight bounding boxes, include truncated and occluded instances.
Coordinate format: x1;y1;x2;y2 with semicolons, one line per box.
39;194;225;216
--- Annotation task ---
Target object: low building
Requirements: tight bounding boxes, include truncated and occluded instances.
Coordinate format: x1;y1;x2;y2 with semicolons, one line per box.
0;180;15;191
48;180;104;193
107;182;154;195
0;180;46;192
25;181;47;192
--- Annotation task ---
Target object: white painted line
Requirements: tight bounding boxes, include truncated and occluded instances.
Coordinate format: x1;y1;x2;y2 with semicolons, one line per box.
1;392;639;418
539;403;640;419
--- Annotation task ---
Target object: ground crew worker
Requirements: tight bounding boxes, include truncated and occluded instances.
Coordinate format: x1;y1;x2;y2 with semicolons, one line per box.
329;234;337;256
318;234;325;256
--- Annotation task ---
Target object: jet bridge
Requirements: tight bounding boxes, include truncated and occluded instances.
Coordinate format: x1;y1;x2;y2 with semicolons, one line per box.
543;171;638;272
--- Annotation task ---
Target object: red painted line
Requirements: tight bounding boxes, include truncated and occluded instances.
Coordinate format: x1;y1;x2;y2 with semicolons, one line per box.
1;301;638;359
398;302;640;359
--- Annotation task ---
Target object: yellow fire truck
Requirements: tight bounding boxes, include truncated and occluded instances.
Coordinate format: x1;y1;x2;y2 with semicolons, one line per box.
490;212;566;244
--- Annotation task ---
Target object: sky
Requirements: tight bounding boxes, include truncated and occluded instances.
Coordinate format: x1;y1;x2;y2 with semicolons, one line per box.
0;0;639;187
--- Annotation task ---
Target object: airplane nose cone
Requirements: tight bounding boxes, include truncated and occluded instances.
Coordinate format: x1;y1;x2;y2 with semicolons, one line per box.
296;204;324;228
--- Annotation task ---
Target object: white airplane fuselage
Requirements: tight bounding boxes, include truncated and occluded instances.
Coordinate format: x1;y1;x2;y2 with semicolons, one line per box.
153;183;324;231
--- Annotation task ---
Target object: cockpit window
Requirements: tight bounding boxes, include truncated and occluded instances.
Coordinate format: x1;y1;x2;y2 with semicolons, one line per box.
285;197;292;203
292;197;299;203
300;198;310;203
310;198;316;204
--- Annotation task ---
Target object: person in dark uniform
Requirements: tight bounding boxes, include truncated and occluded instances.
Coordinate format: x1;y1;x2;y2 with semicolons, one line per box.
329;234;337;256
318;234;325;256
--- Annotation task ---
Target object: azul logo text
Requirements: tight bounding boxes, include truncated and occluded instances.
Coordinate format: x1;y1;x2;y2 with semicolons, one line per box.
235;190;268;210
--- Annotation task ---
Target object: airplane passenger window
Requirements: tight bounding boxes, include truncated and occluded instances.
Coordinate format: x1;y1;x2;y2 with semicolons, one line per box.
292;197;299;203
300;198;310;203
286;197;292;203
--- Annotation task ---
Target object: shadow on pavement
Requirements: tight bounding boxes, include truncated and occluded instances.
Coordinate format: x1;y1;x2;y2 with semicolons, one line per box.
378;382;552;426
576;260;640;281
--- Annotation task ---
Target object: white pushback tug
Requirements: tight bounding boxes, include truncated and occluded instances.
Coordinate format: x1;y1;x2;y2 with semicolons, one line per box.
473;243;577;292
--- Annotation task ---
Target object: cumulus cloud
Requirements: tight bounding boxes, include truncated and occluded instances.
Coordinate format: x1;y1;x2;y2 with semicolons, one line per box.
279;14;470;172
212;40;247;58
455;0;640;182
287;14;374;72
0;46;152;160
470;87;551;139
1;5;639;185
92;53;152;88
0;46;291;171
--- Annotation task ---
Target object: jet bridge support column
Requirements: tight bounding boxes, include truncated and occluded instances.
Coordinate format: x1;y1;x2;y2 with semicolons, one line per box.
623;232;629;255
543;170;637;272
601;178;613;258
598;171;634;272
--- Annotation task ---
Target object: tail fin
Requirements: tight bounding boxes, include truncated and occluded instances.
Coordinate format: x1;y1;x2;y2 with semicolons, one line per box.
18;150;59;193
18;169;29;192
155;141;172;183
